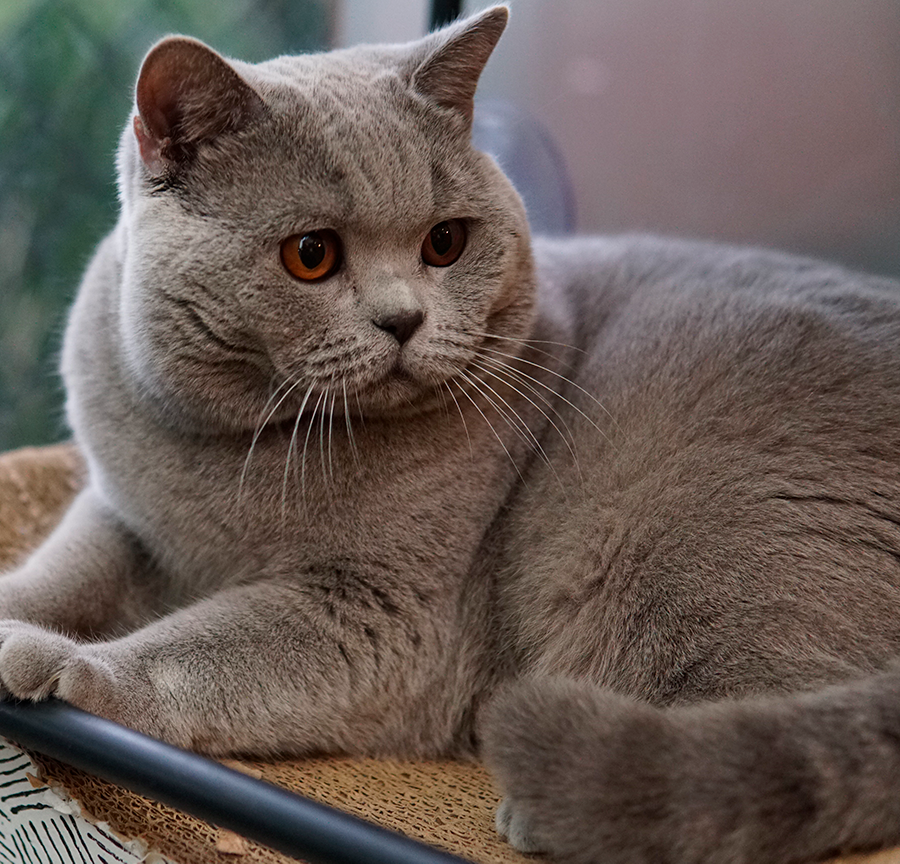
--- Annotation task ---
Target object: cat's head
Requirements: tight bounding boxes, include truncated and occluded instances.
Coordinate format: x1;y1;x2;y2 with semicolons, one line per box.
113;6;534;435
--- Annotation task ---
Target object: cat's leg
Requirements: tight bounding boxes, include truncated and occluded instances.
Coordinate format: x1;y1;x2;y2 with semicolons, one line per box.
482;673;900;864
0;575;443;755
0;488;160;636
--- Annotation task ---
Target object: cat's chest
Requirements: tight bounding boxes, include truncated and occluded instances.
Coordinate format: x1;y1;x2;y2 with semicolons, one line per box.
93;405;521;597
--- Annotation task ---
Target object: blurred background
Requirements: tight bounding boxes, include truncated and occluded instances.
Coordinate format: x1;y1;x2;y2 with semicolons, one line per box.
0;0;331;449
1;0;899;450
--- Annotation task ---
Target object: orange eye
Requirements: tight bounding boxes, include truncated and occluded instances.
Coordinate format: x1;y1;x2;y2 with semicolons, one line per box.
421;219;466;267
280;230;342;281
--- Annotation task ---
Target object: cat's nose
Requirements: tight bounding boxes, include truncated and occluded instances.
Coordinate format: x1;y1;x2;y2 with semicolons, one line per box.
373;309;425;345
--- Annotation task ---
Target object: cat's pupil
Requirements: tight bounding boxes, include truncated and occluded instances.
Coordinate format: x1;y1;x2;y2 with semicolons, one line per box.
430;223;453;256
298;233;326;270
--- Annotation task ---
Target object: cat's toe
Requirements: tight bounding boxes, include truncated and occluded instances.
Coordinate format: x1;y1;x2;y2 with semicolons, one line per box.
0;621;78;700
495;797;547;854
0;622;132;720
495;796;514;838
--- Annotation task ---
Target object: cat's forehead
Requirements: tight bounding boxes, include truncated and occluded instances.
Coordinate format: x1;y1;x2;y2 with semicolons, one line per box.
250;46;399;90
243;48;419;128
212;51;477;229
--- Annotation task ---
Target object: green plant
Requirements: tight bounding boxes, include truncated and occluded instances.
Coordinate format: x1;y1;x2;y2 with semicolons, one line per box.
0;0;329;449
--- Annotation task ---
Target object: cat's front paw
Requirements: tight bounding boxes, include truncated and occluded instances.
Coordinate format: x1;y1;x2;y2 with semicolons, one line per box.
495;796;547;854
0;620;116;708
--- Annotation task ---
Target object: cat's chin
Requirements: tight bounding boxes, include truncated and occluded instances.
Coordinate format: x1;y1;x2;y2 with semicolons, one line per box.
329;348;468;419
353;373;450;419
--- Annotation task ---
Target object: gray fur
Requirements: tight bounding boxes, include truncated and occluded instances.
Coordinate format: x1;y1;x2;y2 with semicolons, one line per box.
3;7;900;862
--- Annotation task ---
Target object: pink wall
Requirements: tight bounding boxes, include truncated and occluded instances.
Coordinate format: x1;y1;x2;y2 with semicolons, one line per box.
476;0;900;274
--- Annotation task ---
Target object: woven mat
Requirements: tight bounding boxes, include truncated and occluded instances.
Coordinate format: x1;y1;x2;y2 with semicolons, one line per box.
1;444;899;864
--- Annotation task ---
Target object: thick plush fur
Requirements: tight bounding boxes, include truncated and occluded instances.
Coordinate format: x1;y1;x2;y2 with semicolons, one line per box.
3;8;900;863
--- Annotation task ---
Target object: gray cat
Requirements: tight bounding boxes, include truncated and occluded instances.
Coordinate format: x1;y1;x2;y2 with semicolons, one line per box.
3;7;900;863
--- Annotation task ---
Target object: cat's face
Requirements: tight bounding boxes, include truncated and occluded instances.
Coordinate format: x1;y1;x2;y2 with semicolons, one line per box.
114;7;533;435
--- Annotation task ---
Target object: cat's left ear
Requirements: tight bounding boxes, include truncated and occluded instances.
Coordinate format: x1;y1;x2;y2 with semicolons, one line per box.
409;5;509;126
133;37;265;176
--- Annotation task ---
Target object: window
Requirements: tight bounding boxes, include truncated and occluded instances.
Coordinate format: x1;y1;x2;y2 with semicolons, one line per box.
0;0;331;450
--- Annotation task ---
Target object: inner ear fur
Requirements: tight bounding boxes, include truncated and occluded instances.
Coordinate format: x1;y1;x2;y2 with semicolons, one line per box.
410;6;509;125
134;37;265;175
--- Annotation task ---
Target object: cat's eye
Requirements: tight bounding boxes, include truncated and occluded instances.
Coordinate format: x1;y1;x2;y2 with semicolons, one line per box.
281;230;342;281
421;220;467;267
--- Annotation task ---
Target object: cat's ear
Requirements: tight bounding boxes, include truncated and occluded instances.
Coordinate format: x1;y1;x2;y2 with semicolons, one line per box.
409;5;508;126
133;37;265;176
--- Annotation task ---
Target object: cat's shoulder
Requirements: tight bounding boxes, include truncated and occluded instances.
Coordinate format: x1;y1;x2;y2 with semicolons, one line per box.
532;233;900;341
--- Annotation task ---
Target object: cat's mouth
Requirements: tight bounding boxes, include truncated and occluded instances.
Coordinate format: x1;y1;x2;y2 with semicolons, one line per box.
345;347;465;416
266;336;473;422
366;355;431;401
387;354;418;383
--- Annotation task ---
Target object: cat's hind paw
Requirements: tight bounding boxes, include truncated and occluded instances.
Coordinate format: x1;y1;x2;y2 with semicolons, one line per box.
495;796;547;854
481;676;675;864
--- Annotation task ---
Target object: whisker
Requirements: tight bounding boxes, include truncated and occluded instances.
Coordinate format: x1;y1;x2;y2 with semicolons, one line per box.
460;368;550;466
435;379;450;418
464;328;587;357
327;389;337;481
479;345;622;438
282;383;316;518
451;377;525;483
301;389;327;502
477;352;618;452
471;358;583;483
444;381;473;458
428;347;579;465
472;354;559;416
354;387;367;429
239;376;303;497
431;334;563;368
239;380;287;499
343;380;359;465
319;386;330;485
461;367;572;495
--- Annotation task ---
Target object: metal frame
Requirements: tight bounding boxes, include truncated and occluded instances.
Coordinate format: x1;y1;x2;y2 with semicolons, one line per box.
429;0;462;29
0;699;473;864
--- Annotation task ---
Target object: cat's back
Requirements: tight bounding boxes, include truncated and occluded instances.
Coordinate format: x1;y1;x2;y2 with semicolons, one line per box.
536;233;900;350
500;235;900;703
534;234;900;442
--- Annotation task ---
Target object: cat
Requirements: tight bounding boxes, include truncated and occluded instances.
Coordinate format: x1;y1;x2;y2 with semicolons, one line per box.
2;6;900;863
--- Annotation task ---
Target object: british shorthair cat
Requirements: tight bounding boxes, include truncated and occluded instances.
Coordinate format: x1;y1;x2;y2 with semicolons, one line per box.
2;7;900;863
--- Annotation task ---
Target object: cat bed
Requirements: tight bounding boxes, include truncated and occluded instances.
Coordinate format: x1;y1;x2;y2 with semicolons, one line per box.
0;444;897;864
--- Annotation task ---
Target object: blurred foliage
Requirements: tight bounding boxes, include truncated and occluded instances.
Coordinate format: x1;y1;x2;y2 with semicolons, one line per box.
0;0;330;450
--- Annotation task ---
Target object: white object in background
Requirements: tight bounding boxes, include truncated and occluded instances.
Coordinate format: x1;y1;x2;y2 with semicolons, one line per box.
334;0;430;48
0;738;177;864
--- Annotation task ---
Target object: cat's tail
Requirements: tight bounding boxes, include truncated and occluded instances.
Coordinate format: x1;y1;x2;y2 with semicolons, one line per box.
480;670;900;864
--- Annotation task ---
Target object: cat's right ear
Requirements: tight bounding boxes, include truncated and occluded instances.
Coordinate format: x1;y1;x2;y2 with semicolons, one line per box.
133;37;265;176
408;5;509;127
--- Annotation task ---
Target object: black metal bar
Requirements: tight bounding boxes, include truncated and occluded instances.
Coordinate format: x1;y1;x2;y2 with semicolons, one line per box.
0;698;474;864
430;0;462;30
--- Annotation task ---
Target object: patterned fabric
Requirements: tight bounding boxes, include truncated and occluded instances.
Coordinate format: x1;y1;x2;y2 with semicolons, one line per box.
0;738;174;864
